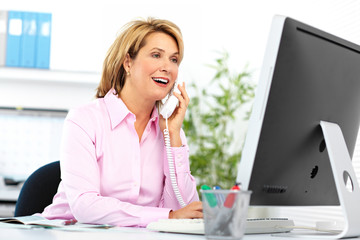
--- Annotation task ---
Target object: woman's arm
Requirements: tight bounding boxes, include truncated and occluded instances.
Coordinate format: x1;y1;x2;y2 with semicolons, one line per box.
158;82;203;218
160;129;202;218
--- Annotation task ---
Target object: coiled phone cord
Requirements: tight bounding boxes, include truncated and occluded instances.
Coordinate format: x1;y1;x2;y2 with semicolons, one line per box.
163;117;186;208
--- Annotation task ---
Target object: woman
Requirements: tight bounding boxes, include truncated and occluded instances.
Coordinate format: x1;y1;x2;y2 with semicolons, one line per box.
41;17;202;227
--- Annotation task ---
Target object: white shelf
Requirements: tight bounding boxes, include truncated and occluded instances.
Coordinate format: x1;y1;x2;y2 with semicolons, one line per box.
0;188;20;202
0;203;16;217
0;67;101;85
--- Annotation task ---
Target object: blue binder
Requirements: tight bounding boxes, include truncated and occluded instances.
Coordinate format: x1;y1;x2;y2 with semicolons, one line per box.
5;11;23;67
20;11;37;68
35;12;52;69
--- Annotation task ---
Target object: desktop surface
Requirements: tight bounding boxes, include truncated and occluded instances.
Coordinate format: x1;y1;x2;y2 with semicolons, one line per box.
1;224;360;240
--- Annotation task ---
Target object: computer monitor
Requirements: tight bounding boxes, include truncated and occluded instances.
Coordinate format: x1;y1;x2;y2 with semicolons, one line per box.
236;15;360;238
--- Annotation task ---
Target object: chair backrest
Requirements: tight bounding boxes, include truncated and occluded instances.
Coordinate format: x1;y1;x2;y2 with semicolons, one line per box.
14;161;61;217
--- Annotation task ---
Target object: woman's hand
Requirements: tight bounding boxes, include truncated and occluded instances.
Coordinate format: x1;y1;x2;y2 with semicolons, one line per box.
168;201;203;219
159;82;189;147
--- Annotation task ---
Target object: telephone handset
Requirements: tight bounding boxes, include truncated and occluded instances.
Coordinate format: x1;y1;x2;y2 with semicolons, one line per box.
159;80;181;119
158;80;187;208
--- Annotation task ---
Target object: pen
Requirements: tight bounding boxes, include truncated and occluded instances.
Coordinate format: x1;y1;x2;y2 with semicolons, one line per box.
224;183;240;208
63;219;77;225
213;185;225;204
201;184;218;208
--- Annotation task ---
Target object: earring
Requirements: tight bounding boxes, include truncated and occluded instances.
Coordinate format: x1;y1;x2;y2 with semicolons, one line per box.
126;71;130;76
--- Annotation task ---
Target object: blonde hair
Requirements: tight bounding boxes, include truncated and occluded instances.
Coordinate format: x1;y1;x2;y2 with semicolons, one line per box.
96;17;184;98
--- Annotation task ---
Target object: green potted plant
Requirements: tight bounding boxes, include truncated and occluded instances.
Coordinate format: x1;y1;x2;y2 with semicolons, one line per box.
183;51;255;190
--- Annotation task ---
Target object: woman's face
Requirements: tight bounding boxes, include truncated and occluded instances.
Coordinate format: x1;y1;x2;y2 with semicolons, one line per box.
127;32;179;101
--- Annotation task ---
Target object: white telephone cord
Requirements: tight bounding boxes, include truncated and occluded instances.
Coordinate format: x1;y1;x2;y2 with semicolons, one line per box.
164;117;187;208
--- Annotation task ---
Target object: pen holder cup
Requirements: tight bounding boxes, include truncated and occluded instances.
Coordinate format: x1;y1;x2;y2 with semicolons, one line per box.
200;189;252;240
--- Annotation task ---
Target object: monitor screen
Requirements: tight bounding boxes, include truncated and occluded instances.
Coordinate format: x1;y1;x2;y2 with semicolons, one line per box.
236;15;360;206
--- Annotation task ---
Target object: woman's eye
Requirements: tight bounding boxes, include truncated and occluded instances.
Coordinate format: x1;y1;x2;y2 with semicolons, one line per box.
152;53;160;58
171;58;178;63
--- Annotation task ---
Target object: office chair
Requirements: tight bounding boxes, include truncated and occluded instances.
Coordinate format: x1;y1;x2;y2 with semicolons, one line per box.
14;161;61;217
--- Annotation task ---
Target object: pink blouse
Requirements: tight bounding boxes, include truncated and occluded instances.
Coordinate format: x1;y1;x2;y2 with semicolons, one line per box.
41;89;199;227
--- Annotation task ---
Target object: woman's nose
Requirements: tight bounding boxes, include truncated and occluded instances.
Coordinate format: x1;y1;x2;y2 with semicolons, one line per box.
159;59;172;73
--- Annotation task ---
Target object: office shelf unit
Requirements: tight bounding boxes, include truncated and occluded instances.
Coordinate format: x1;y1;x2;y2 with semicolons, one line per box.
0;67;100;110
0;67;100;217
0;67;100;85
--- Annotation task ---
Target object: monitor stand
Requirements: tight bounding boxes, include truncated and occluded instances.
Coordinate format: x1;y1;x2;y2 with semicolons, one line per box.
282;121;360;238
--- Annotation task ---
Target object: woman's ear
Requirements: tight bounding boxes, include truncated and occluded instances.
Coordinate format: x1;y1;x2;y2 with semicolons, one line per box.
123;53;132;74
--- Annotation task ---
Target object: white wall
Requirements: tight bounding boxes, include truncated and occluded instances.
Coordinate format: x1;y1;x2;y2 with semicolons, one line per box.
2;0;359;108
2;0;360;226
2;0;360;82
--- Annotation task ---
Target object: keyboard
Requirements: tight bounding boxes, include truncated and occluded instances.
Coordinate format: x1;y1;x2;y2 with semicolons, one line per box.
147;218;294;235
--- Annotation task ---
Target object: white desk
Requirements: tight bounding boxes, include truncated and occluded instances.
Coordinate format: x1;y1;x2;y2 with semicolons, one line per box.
1;224;360;240
0;225;203;240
